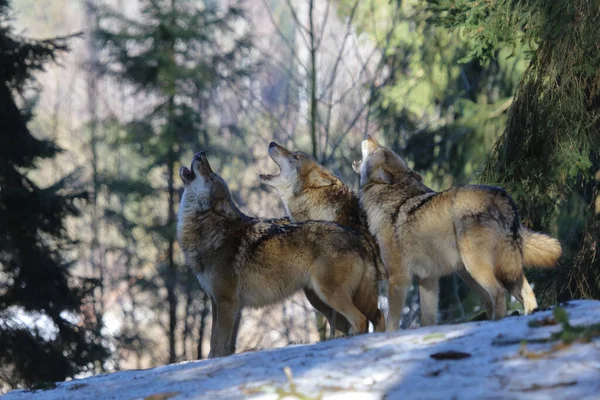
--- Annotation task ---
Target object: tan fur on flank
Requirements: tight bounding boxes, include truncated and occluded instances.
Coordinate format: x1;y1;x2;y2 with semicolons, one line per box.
355;136;562;331
177;152;385;358
259;142;385;336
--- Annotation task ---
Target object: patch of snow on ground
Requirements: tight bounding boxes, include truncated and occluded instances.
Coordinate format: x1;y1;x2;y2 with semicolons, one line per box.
5;300;600;400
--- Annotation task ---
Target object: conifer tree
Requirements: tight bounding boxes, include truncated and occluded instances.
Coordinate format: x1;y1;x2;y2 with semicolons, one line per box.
427;0;600;301
0;0;107;389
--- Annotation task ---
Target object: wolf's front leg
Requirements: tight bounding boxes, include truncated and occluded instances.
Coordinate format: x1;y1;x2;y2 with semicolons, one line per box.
230;308;243;351
418;277;439;326
208;296;219;359
209;298;241;358
380;240;409;332
387;275;410;332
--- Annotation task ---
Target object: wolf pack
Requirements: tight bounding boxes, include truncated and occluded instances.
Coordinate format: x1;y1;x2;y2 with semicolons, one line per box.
177;136;562;358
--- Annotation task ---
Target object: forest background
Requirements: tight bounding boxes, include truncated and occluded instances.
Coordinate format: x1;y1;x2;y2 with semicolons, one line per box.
1;0;597;392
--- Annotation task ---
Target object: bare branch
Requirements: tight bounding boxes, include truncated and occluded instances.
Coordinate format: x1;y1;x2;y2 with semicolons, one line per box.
362;4;403;138
219;76;315;143
308;0;318;158
315;0;331;51
324;4;404;160
322;0;360;96
321;0;361;149
249;43;306;88
284;0;311;49
324;101;368;162
259;0;309;74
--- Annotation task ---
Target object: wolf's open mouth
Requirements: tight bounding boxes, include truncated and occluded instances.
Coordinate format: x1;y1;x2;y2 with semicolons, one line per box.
262;151;282;180
181;165;195;181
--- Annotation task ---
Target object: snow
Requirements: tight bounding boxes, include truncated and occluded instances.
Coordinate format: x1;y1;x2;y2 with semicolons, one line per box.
6;300;600;400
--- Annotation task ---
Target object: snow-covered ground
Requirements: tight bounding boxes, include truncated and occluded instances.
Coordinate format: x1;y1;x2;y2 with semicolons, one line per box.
6;300;600;400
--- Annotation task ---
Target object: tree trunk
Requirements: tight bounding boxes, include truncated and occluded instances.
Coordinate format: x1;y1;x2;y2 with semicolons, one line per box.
306;0;327;341
308;0;318;161
166;152;177;364
165;0;178;365
86;0;104;373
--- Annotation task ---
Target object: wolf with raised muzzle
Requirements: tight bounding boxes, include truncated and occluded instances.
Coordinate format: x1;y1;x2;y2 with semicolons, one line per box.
259;142;385;336
178;151;385;357
354;136;562;331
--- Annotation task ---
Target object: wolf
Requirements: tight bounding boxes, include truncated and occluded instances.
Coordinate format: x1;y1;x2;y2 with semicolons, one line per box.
177;151;385;357
259;142;365;232
354;136;562;331
259;142;385;336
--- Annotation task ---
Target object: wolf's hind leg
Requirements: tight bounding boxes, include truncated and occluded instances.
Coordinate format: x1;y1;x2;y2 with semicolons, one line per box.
311;283;368;334
458;238;506;320
303;288;350;336
457;268;494;318
329;311;337;337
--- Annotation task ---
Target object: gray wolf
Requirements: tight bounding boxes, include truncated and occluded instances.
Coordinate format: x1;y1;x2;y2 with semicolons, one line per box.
259;142;385;336
354;136;561;331
177;151;385;357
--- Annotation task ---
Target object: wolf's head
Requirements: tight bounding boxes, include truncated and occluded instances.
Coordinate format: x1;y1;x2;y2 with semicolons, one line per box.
179;151;239;218
259;142;337;196
353;135;422;187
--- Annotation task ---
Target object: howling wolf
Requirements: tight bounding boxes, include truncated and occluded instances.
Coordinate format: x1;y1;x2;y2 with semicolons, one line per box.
354;136;561;331
178;151;385;357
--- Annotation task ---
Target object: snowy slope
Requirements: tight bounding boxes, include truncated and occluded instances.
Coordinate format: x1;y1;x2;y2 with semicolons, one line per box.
6;300;600;400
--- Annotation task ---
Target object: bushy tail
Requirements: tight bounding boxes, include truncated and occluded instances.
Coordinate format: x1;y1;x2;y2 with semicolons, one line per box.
522;228;562;268
354;259;386;332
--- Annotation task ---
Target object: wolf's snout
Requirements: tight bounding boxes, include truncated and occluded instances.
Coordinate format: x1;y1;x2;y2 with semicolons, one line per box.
267;142;281;158
191;151;213;177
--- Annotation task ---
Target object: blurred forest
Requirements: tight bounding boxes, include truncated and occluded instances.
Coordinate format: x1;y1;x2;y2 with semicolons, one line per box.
0;0;598;392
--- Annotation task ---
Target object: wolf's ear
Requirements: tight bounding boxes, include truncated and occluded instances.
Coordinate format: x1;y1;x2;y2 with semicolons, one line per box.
410;171;422;182
215;198;238;218
371;167;393;185
307;169;335;189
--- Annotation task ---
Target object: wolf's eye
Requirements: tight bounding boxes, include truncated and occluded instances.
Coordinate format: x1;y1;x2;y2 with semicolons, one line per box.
293;154;298;160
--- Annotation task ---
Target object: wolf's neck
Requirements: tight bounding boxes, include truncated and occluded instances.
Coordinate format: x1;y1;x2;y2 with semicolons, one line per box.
273;186;295;219
182;209;247;252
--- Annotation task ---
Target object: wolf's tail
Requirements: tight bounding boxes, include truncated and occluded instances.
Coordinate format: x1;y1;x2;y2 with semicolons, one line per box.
522;228;562;268
355;259;386;332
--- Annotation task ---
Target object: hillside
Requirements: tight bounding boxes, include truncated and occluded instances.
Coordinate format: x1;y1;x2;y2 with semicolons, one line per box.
6;300;600;400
